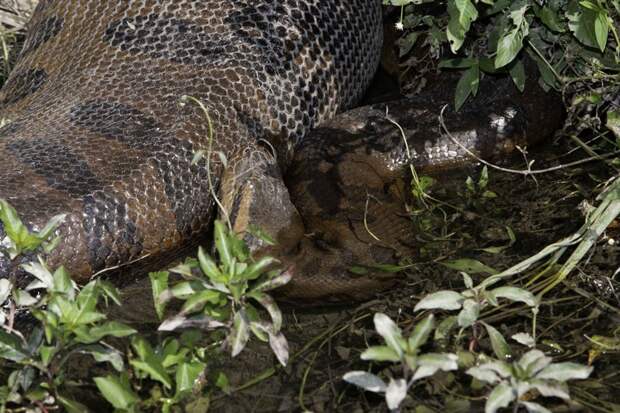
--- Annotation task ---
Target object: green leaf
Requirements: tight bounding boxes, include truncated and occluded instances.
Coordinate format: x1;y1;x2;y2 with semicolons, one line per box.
466;366;501;384
214;220;233;270
149;271;169;320
197;247;224;283
485;382;515;413
435;316;458;341
414;353;459;380
131;356;173;388
131;336;154;361
176;362;206;396
36;214;66;243
58;395;90;413
408;314;434;351
536;362;593;381
361;345;401;362
441;258;497;275
81;345;125;371
385;378;407;410
0;199;38;252
249;291;283;332
53;266;75;296
79;321;136;344
22;259;54;290
94;375;139;410
457;299;480;328
495;29;524;68
229;234;249;262
0;331;28;362
568;4;603;50
593;9;609;51
180;289;222;314
519;349;551;376
231;310;250;357
373;313;404;358
414;290;464;311
508;59;526;92
490;286;537;306
251;270;292;292
521;401;552;413
482;322;512;360
242;256;277;281
454;62;480;111
97;280;122;306
535;5;566;32
343;371;386;393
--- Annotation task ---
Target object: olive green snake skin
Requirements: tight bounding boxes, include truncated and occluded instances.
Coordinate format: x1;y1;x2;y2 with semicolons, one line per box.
0;1;562;302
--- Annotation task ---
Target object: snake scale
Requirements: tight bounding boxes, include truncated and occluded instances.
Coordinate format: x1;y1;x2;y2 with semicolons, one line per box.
0;0;562;302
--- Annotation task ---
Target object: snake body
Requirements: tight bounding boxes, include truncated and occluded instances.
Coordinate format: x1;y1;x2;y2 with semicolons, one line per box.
0;0;382;293
0;1;563;301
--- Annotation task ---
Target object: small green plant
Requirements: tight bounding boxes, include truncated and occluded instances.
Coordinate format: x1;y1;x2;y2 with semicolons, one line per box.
0;200;65;259
467;349;593;413
344;313;459;410
414;270;539;348
463;166;498;208
0;247;137;410
151;220;290;366
344;264;593;411
384;0;619;111
0;199;288;411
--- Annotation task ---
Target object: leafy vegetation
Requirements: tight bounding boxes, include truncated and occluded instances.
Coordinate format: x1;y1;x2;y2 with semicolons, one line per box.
0;201;287;412
0;1;619;411
385;0;619;118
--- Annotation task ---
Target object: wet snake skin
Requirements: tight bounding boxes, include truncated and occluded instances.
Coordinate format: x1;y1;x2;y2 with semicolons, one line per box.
0;1;563;301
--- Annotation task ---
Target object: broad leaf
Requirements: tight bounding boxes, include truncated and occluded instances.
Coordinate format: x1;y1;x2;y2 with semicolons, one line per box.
482;322;512;360
414;291;464;311
231;310;250;357
343;371;386;393
385;378;407;410
485;382;515;413
94;375;139;410
373;313;404;358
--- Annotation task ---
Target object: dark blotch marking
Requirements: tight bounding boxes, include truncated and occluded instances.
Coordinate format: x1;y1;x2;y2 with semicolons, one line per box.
1;68;47;105
70;100;158;145
7;138;102;197
20;15;63;57
70;100;210;236
82;192;143;271
104;14;234;66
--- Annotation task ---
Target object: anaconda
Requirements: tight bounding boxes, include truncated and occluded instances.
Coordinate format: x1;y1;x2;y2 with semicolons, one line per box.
0;1;562;302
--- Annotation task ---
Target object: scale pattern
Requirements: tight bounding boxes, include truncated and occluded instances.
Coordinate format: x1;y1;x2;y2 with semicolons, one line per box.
0;0;382;282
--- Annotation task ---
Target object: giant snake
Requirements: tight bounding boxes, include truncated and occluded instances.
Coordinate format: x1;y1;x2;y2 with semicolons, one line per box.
0;1;562;303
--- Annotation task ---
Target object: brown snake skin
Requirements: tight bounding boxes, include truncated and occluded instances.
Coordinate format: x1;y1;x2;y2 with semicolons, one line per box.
0;1;562;302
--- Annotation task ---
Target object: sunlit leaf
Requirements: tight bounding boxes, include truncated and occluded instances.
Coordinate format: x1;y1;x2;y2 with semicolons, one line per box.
93;375;139;410
485;382;515;413
535;362;593;381
385;378;407;410
414;291;464;311
343;371;386;393
373;313;404;358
